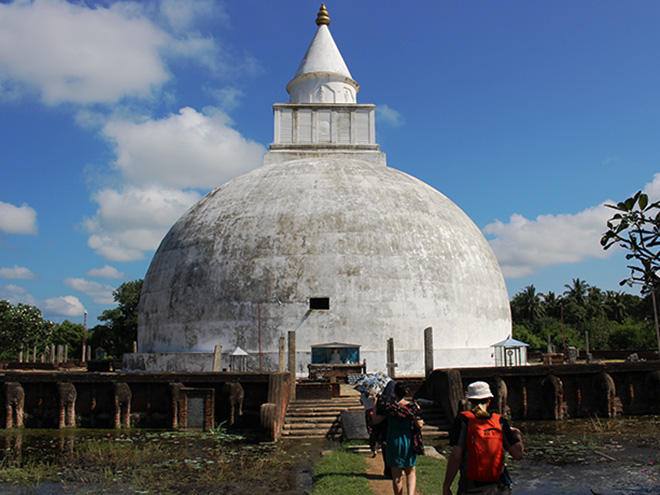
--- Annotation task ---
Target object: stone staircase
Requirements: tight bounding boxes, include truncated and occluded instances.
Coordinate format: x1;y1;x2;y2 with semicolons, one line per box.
282;396;363;439
417;398;451;439
282;395;450;440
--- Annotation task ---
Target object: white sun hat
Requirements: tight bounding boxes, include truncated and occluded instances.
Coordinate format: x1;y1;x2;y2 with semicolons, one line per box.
466;381;494;400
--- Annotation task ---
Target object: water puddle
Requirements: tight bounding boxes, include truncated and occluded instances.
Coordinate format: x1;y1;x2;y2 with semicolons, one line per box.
0;417;658;494
433;416;660;495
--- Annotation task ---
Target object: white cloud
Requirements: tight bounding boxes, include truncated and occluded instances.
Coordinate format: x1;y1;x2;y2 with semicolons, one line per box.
0;265;38;280
0;201;38;234
0;0;170;105
484;203;614;279
42;295;85;317
87;234;146;263
1;285;85;318
376;104;404;128
85;106;264;262
643;172;660;200
159;0;220;34
64;277;115;305
85;185;201;261
0;284;37;305
87;265;125;280
103;107;264;189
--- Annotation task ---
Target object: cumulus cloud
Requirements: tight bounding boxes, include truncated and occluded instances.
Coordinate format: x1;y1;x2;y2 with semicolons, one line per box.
484;204;614;279
0;0;170;105
42;295;85;317
0;201;38;234
484;174;660;279
643;172;660;200
86;265;125;280
0;284;84;318
0;265;38;280
64;277;115;305
376;104;404;128
85;185;202;261
0;284;37;305
103;107;264;189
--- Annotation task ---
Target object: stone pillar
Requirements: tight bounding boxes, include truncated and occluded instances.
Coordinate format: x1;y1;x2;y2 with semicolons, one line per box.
279;336;286;372
212;345;223;371
4;382;25;429
424;327;433;378
114;382;132;429
18;345;23;363
56;345;64;364
288;331;296;400
386;338;396;379
50;344;56;364
57;382;77;428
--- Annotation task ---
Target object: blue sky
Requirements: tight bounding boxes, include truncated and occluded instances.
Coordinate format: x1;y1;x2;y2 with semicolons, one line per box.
1;0;659;326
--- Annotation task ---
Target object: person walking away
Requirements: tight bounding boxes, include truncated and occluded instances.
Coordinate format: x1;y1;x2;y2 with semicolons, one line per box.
443;381;523;495
374;382;424;495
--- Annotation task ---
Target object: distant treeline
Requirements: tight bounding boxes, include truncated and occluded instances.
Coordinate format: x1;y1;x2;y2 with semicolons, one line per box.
511;278;657;353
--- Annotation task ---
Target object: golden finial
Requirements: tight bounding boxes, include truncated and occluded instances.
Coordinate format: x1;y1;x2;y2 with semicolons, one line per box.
316;4;330;26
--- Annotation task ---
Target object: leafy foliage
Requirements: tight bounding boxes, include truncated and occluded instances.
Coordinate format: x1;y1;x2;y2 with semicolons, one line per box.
51;320;85;359
89;279;143;358
601;190;660;352
601;190;660;292
0;300;54;360
511;282;655;353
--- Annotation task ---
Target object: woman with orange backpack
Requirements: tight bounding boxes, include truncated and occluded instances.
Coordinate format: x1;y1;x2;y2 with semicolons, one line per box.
443;381;523;495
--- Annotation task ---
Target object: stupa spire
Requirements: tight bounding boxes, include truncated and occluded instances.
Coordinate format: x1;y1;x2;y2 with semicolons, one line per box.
270;5;378;155
316;4;330;26
286;4;359;104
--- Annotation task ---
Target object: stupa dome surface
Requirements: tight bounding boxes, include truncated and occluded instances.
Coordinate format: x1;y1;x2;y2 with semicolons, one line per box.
129;5;511;375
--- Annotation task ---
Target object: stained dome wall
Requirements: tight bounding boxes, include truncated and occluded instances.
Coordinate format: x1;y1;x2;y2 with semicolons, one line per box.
136;154;511;375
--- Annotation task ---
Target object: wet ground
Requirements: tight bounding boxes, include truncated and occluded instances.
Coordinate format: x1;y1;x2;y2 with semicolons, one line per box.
432;416;660;495
0;416;658;494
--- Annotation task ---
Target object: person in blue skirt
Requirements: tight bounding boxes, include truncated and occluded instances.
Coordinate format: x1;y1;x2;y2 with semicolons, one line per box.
374;382;424;495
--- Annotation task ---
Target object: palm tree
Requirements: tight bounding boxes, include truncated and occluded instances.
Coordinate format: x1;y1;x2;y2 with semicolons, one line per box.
604;291;628;323
543;291;562;319
564;278;590;305
511;285;545;327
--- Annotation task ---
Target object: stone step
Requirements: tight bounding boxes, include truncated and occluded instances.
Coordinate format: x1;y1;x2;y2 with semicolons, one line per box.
284;421;337;430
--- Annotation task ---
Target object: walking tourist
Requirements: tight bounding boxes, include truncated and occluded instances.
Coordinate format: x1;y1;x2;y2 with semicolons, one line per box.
443;381;523;495
374;382;424;495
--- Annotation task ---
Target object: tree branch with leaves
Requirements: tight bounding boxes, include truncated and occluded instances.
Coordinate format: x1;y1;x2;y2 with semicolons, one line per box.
601;190;660;354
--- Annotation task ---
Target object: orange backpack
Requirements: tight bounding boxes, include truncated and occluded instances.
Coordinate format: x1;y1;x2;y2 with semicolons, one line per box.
460;411;504;482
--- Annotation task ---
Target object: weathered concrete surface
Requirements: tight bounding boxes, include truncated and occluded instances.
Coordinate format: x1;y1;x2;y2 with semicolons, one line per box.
136;157;511;375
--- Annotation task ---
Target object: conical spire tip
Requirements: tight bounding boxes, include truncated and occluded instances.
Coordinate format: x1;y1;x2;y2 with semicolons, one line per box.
316;4;330;26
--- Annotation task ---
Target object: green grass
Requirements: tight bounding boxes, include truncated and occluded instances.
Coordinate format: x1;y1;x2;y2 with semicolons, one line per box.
312;449;370;495
311;447;457;495
417;454;457;494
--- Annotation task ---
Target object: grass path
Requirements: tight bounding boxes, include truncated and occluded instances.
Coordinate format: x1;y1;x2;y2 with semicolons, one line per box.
312;448;453;495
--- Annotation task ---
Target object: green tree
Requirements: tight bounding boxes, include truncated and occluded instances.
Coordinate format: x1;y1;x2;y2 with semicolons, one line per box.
92;279;143;358
601;190;660;353
563;278;590;305
0;300;54;360
52;320;85;359
542;291;563;319
511;285;545;328
512;324;546;353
